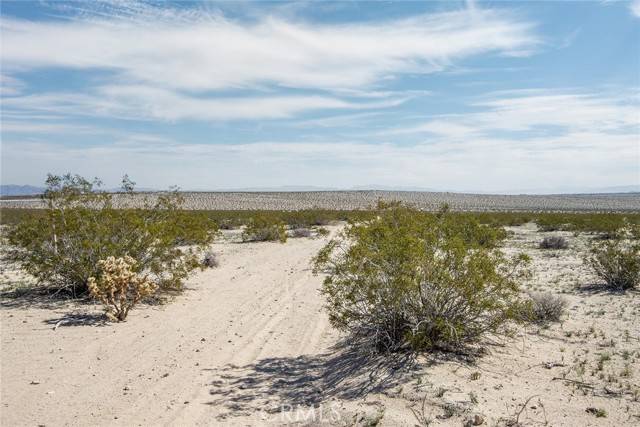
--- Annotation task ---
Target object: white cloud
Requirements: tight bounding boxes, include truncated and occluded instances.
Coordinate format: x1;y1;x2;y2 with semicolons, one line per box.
0;4;538;92
631;0;640;18
2;85;407;121
382;90;639;138
0;74;25;96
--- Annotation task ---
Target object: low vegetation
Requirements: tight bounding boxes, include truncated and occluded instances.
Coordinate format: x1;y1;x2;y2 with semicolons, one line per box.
586;228;640;290
202;251;219;268
539;236;569;250
4;174;217;295
313;202;531;352
241;215;287;242
526;292;568;325
3;207;638;236
88;256;157;321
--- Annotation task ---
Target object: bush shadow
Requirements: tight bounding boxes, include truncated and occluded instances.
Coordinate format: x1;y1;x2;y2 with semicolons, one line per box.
0;285;93;310
572;282;637;296
206;340;421;418
42;311;107;328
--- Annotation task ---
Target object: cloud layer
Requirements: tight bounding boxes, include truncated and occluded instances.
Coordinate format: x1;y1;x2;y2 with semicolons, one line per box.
1;2;538;121
1;5;537;91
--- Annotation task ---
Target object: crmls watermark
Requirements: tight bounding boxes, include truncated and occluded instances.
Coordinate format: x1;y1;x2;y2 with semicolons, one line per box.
255;402;342;424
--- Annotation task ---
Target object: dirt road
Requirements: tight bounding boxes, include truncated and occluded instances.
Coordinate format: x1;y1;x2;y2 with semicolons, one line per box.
1;233;339;426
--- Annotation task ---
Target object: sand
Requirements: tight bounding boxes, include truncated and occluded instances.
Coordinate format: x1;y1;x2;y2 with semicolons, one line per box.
1;225;639;426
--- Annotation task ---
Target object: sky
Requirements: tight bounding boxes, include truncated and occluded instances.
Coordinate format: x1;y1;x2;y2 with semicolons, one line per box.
1;0;639;193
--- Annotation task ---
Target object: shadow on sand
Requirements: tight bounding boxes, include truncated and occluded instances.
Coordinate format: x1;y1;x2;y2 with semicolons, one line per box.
0;285;92;310
206;341;421;418
572;282;637;296
42;312;107;328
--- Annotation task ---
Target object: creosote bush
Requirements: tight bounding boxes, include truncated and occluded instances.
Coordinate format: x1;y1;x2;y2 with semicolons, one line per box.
241;215;287;243
6;174;217;295
586;228;640;290
526;292;568;325
539;236;569;250
313;202;530;352
88;256;157;321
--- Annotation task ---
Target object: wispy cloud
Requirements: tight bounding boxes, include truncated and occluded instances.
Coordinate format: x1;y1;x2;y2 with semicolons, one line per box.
382;90;639;138
1;4;538;92
2;85;408;121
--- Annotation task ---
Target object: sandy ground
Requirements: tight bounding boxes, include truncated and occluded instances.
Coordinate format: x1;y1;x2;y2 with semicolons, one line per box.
1;225;639;426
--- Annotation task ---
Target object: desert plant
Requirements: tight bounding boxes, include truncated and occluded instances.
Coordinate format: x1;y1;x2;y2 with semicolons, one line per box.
241;215;287;243
539;236;569;250
313;202;530;352
88;256;157;321
202;251;219;268
290;227;313;238
526;292;568;325
6;174;217;295
586;238;640;290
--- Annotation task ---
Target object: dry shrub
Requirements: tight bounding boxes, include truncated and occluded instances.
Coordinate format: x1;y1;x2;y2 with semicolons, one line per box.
88;256;157;321
586;236;640;291
290;227;313;238
313;202;530;352
527;292;567;325
539;236;569;250
202;251;219;268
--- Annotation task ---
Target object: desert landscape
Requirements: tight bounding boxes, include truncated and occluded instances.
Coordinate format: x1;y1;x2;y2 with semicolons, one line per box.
2;0;639;426
2;206;639;426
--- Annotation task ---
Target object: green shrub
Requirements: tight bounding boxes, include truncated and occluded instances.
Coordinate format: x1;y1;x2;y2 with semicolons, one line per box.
313;202;530;352
241;215;287;242
5;174;217;295
586;234;640;291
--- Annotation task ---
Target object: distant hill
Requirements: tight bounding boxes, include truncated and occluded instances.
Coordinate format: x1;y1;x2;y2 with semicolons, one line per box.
0;185;45;196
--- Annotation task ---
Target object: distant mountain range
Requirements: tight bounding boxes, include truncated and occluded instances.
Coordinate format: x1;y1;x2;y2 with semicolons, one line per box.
1;183;638;196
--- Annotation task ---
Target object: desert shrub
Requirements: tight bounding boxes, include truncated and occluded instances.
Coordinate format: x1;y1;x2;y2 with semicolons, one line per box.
242;215;287;243
586;236;640;291
5;174;217;295
88;256;157;321
290;227;313;238
313;202;530;352
539;236;569;250
202;251;219;268
315;226;330;237
526;292;568;325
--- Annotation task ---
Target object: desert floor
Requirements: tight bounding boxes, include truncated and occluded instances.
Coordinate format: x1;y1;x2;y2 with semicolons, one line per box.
1;224;639;426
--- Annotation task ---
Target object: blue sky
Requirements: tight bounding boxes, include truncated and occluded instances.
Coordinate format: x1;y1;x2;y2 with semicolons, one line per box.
1;0;639;193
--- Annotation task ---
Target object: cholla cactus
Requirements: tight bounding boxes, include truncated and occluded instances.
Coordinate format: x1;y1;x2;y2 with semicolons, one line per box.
88;256;157;321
